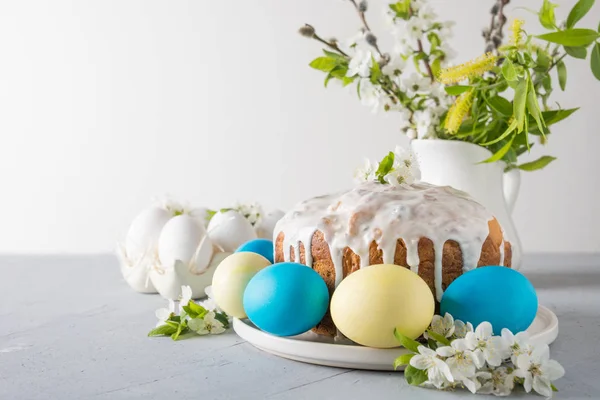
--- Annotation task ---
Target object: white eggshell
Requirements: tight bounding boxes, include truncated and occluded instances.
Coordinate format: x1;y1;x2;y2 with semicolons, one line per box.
255;209;285;239
125;207;172;261
207;210;257;252
189;234;214;274
158;214;207;268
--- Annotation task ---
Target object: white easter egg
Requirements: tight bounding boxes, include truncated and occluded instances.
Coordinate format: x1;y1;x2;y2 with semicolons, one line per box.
255;209;285;239
158;214;207;268
125;207;172;261
207;210;257;252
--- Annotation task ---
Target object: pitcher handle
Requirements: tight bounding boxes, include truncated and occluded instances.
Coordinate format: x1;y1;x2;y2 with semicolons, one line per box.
503;168;521;214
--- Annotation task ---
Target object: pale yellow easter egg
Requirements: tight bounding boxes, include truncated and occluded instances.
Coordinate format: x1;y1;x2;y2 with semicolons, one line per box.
331;264;434;348
211;252;271;318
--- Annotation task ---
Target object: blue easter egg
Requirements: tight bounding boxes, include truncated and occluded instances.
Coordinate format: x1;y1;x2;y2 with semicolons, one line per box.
440;266;538;334
243;262;329;336
236;239;274;263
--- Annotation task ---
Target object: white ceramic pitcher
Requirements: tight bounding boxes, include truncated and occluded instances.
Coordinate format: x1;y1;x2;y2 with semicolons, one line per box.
411;139;522;269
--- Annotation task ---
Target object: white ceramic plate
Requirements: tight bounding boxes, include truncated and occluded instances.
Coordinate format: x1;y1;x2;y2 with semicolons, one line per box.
233;305;559;371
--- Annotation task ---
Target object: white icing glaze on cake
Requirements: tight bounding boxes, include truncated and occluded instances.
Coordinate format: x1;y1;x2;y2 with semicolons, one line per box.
274;181;502;301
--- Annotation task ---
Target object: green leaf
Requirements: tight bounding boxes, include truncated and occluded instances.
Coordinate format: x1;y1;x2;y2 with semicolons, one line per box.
542;107;579;125
518;156;557;171
444;85;472;96
557;60;567;90
539;0;558;30
188;301;208;318
148;324;178;337
566;0;595;29
481;118;518;145
322;49;347;62
393;353;415;370
427;32;441;49
527;79;546;134
501;59;518;81
514;78;529;130
591;42;600;80
551;383;559;392
214;312;230;329
564;45;587;59
393;328;421;353
481;136;515;163
309;57;337;72
324;73;334;88
342;76;356;87
536;48;552;69
486;95;513;116
375;152;395;182
405;365;428;386
536;29;600;46
389;0;411;20
370;57;381;84
426;329;451;346
431;57;441;77
330;66;348;78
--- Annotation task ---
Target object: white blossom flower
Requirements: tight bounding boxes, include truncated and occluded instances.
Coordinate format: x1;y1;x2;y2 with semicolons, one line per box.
381;55;406;77
384;165;411;186
413;109;439;139
430;313;455;338
359;78;384;112
235;202;263;226
417;5;437;29
436;339;483;393
514;343;565;398
341;30;366;53
354;158;379;183
188;311;226;335
465;322;510;367
410;345;454;389
454;319;474;339
439;21;456;39
401;73;431;97
478;367;515;396
347;49;373;78
405;127;418;140
501;328;533;364
439;42;457;61
179;285;193;313
405;17;427;40
155;299;175;327
393;35;414;56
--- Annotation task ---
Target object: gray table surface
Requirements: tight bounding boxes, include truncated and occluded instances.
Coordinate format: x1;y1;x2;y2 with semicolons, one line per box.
0;254;598;400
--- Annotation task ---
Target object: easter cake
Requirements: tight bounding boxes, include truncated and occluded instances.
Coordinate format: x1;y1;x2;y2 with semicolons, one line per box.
274;181;512;336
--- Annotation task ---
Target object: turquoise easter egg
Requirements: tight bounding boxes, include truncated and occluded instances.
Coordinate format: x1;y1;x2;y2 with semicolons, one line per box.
440;266;538;334
243;262;329;337
236;239;274;263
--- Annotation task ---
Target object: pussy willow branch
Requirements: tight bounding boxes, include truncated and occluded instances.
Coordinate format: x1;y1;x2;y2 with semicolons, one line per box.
347;0;384;57
304;24;350;58
485;0;510;54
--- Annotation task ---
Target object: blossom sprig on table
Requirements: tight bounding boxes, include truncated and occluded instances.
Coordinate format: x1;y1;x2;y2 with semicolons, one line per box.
354;145;421;186
148;286;229;341
394;313;565;397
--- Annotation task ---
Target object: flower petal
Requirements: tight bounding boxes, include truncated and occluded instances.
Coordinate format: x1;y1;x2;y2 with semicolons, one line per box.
475;321;493;339
471;350;485;369
531;343;550;363
436;346;455;357
544;359;565;381
533;376;552;398
435;359;454;383
409;355;430;370
417;345;437;356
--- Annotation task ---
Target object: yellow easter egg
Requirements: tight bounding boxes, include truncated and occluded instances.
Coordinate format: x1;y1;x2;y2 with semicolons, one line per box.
211;252;271;318
331;264;434;348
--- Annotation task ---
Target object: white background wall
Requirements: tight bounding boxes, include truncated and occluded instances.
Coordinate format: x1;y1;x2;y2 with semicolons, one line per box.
0;0;598;254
